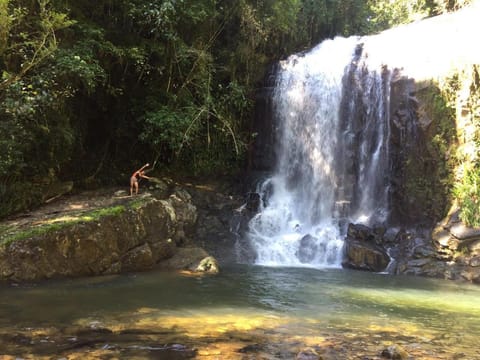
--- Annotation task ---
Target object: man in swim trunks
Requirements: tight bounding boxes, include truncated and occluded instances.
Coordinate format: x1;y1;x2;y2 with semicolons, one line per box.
130;163;151;196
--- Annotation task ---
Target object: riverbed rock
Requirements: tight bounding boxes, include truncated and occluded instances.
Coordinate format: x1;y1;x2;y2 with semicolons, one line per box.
245;192;261;212
342;223;390;272
343;239;390;272
156;247;219;273
381;344;408;359
347;223;382;244
395;204;480;283
295;348;321;360
296;234;322;263
470;256;480;267
187;181;245;264
121;243;155;272
195;256;219;274
168;188;198;245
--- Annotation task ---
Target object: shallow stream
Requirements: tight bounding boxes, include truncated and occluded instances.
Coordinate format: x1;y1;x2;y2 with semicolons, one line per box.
1;265;479;359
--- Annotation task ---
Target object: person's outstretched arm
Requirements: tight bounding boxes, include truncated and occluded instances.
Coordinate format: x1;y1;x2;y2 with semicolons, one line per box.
136;163;150;173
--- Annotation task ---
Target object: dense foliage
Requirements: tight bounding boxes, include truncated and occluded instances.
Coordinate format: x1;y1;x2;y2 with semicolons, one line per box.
0;0;473;217
445;65;480;226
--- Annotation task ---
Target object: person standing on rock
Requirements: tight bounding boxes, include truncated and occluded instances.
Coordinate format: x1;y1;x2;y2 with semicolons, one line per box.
130;163;151;196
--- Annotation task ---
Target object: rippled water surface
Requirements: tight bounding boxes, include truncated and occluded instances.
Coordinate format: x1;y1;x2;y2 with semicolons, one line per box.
1;265;480;359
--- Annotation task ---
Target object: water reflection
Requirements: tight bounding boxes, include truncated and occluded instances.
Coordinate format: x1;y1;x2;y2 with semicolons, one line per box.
1;265;480;359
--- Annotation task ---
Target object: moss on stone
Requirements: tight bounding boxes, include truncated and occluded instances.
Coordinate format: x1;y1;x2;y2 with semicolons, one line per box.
128;197;149;210
404;83;457;221
80;205;126;221
447;65;480;227
0;205;126;247
414;64;480;228
0;222;66;246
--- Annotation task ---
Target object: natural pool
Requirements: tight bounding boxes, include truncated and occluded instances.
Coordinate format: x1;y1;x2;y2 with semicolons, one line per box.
1;265;479;359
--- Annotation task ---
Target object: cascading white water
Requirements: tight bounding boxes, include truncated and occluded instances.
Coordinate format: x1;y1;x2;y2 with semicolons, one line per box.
247;3;480;268
248;37;359;267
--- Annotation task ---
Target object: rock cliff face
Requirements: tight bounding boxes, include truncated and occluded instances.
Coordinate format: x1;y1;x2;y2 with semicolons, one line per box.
249;64;479;283
388;77;455;227
0;188;203;282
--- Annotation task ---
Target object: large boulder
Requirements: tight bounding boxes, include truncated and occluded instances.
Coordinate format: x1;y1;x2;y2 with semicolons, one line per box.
343;240;390;272
194;256;219;274
156;247;219;274
168;188;198;245
121;243;155;272
342;223;390;272
0;192;199;282
296;234;322;263
187;181;245;264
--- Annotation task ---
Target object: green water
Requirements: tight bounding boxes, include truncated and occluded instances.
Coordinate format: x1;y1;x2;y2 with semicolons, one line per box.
1;265;479;359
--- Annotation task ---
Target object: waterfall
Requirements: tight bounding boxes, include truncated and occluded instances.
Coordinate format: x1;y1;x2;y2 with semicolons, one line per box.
248;37;360;267
247;37;393;267
246;3;480;268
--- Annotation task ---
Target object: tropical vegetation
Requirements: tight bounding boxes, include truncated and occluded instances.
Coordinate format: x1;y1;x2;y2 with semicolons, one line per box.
0;0;476;220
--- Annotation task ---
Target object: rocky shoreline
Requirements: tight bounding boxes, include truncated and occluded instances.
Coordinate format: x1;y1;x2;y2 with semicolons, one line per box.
342;206;480;283
0;177;242;283
1;176;480;284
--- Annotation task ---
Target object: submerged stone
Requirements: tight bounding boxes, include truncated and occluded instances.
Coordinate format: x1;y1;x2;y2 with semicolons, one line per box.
381;344;408;359
296;347;321;360
296;235;321;263
195;256;219;274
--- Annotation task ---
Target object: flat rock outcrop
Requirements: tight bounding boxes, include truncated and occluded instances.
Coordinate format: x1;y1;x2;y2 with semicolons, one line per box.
0;186;207;282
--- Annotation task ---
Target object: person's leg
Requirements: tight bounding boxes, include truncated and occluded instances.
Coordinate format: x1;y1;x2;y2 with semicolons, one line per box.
134;181;139;195
130;177;136;196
